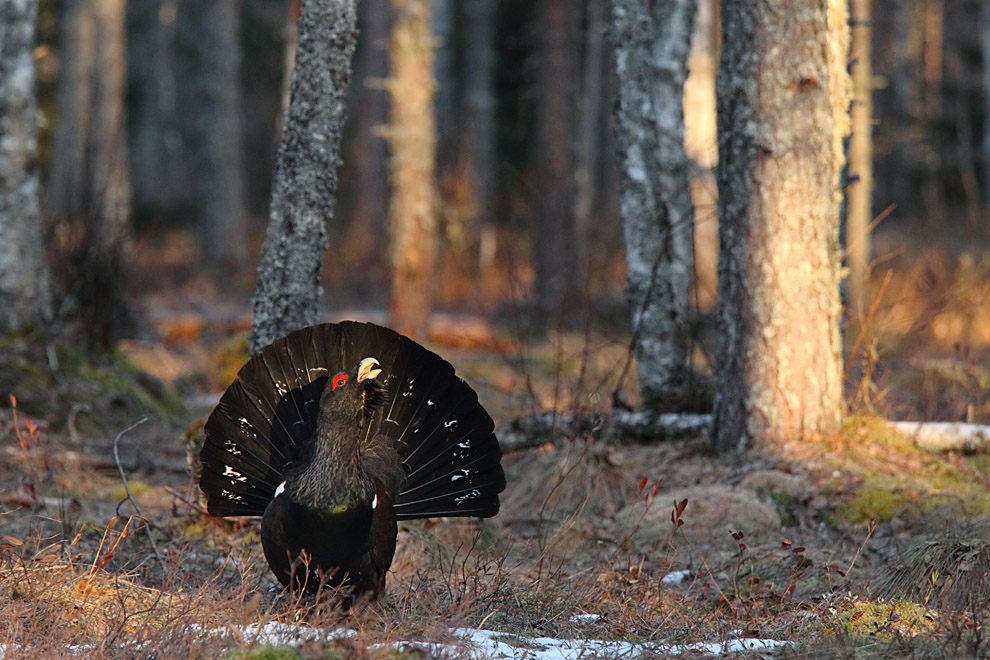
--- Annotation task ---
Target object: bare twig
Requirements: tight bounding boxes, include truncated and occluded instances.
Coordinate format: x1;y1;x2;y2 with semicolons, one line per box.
112;417;164;567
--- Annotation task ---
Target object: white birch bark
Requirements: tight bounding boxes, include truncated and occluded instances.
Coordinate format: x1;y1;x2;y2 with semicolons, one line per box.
608;0;697;411
0;0;53;330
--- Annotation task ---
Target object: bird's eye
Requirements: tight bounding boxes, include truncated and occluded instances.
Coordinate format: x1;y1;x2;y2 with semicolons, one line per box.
331;373;349;390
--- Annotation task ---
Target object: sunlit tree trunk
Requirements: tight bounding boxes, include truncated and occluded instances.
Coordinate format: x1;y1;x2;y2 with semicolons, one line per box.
175;0;249;269
608;0;697;411
847;0;873;317
684;0;718;312
251;0;358;354
0;0;53;330
385;0;437;341
45;0;131;347
712;0;842;454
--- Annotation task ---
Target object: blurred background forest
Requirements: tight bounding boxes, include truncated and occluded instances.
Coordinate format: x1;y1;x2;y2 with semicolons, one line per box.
8;0;990;422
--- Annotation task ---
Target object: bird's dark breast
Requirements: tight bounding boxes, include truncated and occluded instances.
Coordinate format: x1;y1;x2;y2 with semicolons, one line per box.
260;486;397;599
261;494;375;594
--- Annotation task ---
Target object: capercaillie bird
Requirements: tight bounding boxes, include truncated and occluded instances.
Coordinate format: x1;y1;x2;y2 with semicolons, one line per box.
199;321;505;600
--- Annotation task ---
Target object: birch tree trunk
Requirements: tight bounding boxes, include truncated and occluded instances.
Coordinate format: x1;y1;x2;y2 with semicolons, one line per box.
712;0;842;454
847;0;873;317
175;0;249;269
608;0;698;411
250;0;358;354
385;0;437;341
0;0;53;330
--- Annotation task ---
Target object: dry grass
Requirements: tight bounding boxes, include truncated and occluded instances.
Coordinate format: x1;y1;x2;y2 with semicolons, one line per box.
4;245;990;656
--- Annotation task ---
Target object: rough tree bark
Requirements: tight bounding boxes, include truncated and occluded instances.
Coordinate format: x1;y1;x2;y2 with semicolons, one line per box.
385;0;437;341
712;0;843;454
175;0;249;268
0;0;54;330
44;0;131;347
608;0;697;411
846;0;873;317
250;0;358;355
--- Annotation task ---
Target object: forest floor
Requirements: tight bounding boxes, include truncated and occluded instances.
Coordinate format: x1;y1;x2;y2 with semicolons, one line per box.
3;237;990;658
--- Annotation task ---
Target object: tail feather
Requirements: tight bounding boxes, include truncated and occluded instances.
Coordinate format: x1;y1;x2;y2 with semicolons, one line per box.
200;321;505;521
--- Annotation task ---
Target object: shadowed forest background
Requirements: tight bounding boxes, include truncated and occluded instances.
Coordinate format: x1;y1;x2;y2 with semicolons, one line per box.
4;0;990;656
19;0;990;421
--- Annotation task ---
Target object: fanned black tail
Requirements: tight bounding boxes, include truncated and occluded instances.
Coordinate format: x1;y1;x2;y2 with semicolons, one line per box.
200;322;505;520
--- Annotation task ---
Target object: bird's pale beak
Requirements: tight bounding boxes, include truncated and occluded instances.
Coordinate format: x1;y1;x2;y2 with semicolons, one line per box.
357;357;382;382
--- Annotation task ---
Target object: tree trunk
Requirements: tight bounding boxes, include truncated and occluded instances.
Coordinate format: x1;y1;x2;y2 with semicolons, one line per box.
533;0;578;324
250;0;358;354
684;0;719;312
980;3;990;208
127;0;194;224
339;1;389;281
461;0;497;273
712;0;842;454
608;0;697;411
0;0;53;330
175;0;249;269
574;0;606;274
385;0;437;341
847;0;873;317
44;0;131;348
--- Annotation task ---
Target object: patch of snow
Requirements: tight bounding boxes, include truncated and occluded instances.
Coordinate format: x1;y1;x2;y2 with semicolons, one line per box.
234;623;792;659
662;569;693;584
568;613;601;623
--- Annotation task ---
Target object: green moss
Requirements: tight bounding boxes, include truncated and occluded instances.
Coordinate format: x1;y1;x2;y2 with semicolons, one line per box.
832;598;934;640
0;331;186;431
223;647;300;660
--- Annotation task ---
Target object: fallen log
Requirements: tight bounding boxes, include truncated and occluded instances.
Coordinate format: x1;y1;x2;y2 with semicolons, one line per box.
498;413;990;455
890;421;990;454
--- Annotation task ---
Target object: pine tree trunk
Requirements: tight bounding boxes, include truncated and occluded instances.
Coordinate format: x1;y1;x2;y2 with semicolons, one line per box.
0;0;53;330
712;0;842;454
175;0;249;269
385;0;437;341
847;0;873;317
608;0;697;411
250;0;358;355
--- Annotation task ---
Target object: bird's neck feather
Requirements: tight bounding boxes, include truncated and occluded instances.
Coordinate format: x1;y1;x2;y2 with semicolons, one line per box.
290;400;371;510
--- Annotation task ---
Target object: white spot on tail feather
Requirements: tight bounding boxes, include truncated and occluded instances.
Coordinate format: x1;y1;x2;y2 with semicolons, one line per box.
223;465;247;483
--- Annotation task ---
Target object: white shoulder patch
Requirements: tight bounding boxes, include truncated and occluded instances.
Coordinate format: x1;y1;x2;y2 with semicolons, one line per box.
274;481;285;498
372;493;378;509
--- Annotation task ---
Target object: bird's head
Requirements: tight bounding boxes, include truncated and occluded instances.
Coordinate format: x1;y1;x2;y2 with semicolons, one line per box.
319;357;387;426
